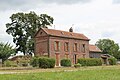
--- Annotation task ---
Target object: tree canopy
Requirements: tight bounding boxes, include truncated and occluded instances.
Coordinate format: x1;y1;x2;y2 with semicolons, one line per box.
0;42;15;62
95;39;120;59
6;11;54;55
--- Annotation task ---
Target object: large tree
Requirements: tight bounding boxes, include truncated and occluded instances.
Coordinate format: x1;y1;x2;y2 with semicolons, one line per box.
95;39;120;59
6;11;54;55
0;42;15;62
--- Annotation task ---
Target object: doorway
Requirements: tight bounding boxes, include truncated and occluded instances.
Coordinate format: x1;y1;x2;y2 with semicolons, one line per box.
74;54;77;64
56;53;60;66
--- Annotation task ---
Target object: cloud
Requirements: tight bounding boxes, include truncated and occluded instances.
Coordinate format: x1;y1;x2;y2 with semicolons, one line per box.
113;0;120;4
0;0;91;11
42;0;91;4
101;32;114;38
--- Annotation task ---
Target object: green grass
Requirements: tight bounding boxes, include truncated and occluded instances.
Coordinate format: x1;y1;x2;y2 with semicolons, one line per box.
0;66;120;80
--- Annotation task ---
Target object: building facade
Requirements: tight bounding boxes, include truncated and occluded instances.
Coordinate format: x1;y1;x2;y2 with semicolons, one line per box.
34;28;90;66
89;44;102;58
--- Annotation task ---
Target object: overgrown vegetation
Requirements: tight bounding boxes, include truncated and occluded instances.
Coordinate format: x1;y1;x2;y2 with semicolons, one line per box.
3;60;17;67
0;42;15;62
108;58;117;65
78;58;102;66
60;59;71;67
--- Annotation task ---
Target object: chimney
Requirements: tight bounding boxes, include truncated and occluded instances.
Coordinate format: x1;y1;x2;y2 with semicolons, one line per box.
69;27;73;32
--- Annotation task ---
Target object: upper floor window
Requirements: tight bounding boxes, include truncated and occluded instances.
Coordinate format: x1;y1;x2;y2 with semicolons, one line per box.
64;42;69;52
74;43;77;52
81;44;85;53
54;41;60;51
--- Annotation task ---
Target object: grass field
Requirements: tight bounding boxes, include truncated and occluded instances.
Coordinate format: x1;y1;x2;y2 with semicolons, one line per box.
0;65;120;80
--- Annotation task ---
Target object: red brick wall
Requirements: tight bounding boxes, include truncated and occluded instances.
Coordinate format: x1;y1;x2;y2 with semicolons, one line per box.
35;29;49;56
49;36;89;65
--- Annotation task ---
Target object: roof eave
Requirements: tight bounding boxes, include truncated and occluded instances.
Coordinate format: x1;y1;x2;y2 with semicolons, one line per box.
49;34;90;41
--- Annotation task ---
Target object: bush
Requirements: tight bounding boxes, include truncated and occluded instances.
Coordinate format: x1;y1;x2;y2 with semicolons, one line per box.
4;60;17;67
4;60;11;67
30;57;55;68
38;57;55;68
78;58;102;66
30;57;39;67
60;59;71;67
74;63;81;68
48;58;56;68
108;58;117;65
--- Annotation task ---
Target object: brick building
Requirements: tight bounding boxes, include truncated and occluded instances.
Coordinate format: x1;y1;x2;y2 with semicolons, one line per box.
34;27;90;66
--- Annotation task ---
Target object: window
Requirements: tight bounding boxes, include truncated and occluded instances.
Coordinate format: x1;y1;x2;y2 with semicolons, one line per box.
74;43;77;52
64;42;69;52
40;32;42;35
81;44;85;53
54;41;60;51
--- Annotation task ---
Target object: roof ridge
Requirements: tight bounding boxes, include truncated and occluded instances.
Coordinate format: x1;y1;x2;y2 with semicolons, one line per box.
42;28;85;35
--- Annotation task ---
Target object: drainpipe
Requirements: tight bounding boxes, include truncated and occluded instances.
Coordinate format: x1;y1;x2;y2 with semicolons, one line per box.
48;36;50;58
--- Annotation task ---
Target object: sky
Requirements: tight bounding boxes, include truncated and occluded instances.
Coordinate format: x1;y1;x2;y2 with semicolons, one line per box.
0;0;120;47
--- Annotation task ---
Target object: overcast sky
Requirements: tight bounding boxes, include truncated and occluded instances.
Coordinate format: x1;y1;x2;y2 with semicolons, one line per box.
0;0;120;46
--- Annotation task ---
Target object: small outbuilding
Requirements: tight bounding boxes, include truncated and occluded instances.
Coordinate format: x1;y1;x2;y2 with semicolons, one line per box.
89;44;102;58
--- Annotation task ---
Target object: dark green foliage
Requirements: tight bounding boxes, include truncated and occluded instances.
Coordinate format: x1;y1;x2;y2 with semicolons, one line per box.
30;57;39;67
6;11;54;55
78;58;102;66
74;63;81;68
60;59;71;67
95;39;120;59
108;58;117;65
30;57;55;68
77;58;86;66
48;58;56;68
38;57;55;68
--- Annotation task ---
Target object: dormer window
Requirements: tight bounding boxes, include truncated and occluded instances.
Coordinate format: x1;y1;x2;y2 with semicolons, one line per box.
61;32;64;35
40;32;42;35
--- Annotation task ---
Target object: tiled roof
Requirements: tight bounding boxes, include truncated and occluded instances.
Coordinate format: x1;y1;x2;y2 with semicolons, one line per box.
89;44;102;52
42;28;89;40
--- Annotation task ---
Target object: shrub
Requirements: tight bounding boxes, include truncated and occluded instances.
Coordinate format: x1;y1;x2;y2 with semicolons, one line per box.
38;57;55;68
4;60;12;67
78;58;102;66
4;60;17;67
60;59;71;67
30;57;39;67
108;58;117;65
74;63;81;68
48;58;56;68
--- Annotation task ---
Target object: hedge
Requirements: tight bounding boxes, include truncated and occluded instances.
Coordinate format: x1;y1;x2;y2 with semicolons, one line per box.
30;57;39;67
60;59;71;67
108;58;117;65
30;57;55;68
78;58;102;66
